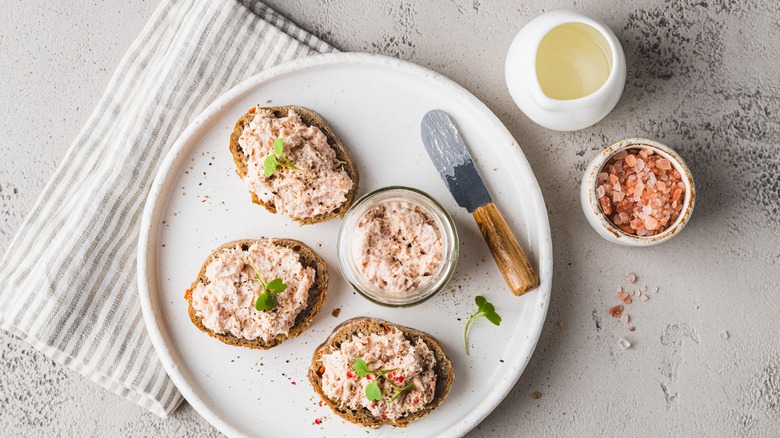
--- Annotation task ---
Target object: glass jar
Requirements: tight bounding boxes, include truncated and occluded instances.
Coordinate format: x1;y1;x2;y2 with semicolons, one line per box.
337;186;459;307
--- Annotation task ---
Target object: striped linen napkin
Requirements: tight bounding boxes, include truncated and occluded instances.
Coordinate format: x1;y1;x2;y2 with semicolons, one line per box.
0;0;334;417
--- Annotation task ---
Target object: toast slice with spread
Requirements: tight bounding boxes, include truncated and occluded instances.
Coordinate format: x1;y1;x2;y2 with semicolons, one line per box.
184;238;327;349
309;317;453;428
230;106;359;224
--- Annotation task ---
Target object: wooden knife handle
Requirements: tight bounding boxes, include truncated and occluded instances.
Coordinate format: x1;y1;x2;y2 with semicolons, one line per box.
473;202;539;296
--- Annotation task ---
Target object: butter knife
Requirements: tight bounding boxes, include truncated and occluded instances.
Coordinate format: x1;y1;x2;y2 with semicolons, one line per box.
421;110;539;296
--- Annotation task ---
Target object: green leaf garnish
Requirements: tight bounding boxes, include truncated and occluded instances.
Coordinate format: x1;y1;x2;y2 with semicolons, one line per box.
254;291;277;311
273;138;285;155
390;383;415;402
250;262;287;312
263;154;279;177
266;278;287;293
353;358;370;378
263;138;306;177
365;382;382;401
353;358;413;403
464;295;502;355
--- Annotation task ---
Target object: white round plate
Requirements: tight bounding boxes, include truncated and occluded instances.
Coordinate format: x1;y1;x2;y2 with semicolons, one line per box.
138;53;552;438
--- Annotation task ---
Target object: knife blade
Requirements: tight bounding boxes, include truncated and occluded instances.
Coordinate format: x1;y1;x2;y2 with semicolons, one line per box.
421;109;539;296
420;110;492;213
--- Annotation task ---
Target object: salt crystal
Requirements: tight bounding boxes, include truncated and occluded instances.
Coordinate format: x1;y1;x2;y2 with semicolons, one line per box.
628;290;635;296
720;331;729;340
634;159;645;172
625;154;637;167
640;294;649;302
645;216;659;230
618;338;631;349
596;185;605;197
627;273;636;284
654;287;659;293
657;158;672;170
641;285;647;292
620;314;629;324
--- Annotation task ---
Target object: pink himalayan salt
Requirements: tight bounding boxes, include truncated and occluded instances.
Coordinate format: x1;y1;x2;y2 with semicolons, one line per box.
596;148;685;237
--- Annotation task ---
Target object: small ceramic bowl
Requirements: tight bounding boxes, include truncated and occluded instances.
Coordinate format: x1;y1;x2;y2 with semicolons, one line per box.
580;138;695;246
337;186;459;307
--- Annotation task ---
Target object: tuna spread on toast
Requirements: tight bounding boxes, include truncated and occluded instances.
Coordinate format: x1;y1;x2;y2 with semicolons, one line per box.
238;108;354;220
190;241;315;342
319;327;437;420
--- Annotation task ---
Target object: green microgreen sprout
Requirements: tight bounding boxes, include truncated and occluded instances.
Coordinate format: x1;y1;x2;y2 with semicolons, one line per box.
263;138;305;177
352;358;415;403
251;262;287;311
464;295;502;355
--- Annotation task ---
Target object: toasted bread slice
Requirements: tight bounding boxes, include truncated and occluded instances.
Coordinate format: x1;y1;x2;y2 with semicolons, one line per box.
229;105;359;224
308;317;454;428
184;238;327;349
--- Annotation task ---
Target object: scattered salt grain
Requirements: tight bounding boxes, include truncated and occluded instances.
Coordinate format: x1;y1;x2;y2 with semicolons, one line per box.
653;287;659;294
558;320;566;328
639;294;649;302
720;331;729;340
618;338;631;349
532;391;542;400
627;273;636;284
628;290;635;297
620;314;629;324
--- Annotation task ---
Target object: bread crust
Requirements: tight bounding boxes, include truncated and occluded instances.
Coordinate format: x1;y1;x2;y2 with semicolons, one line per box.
229;105;359;224
308;317;454;428
184;238;328;349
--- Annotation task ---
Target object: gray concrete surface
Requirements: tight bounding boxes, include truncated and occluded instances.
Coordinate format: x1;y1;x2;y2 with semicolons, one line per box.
2;0;779;436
